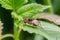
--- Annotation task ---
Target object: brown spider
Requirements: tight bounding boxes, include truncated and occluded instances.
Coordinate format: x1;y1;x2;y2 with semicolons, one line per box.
23;18;39;26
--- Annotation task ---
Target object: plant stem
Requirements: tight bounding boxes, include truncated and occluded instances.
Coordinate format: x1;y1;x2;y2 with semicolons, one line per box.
0;34;14;40
14;24;18;40
43;0;54;14
14;22;22;40
13;12;22;40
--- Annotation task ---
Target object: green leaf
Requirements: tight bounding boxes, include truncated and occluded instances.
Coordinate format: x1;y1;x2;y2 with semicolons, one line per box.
19;21;60;40
34;34;45;40
28;0;36;3
47;31;60;37
11;12;23;27
40;21;60;40
40;21;60;32
17;3;51;18
19;22;50;40
0;0;28;10
47;31;60;40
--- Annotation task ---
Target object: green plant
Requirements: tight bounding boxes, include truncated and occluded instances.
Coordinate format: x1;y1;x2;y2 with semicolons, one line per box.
0;0;60;40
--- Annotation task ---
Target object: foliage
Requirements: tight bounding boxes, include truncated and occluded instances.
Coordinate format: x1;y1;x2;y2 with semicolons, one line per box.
0;0;60;40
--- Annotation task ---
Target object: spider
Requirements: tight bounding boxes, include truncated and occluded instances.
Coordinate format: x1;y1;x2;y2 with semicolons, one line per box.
23;18;39;26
